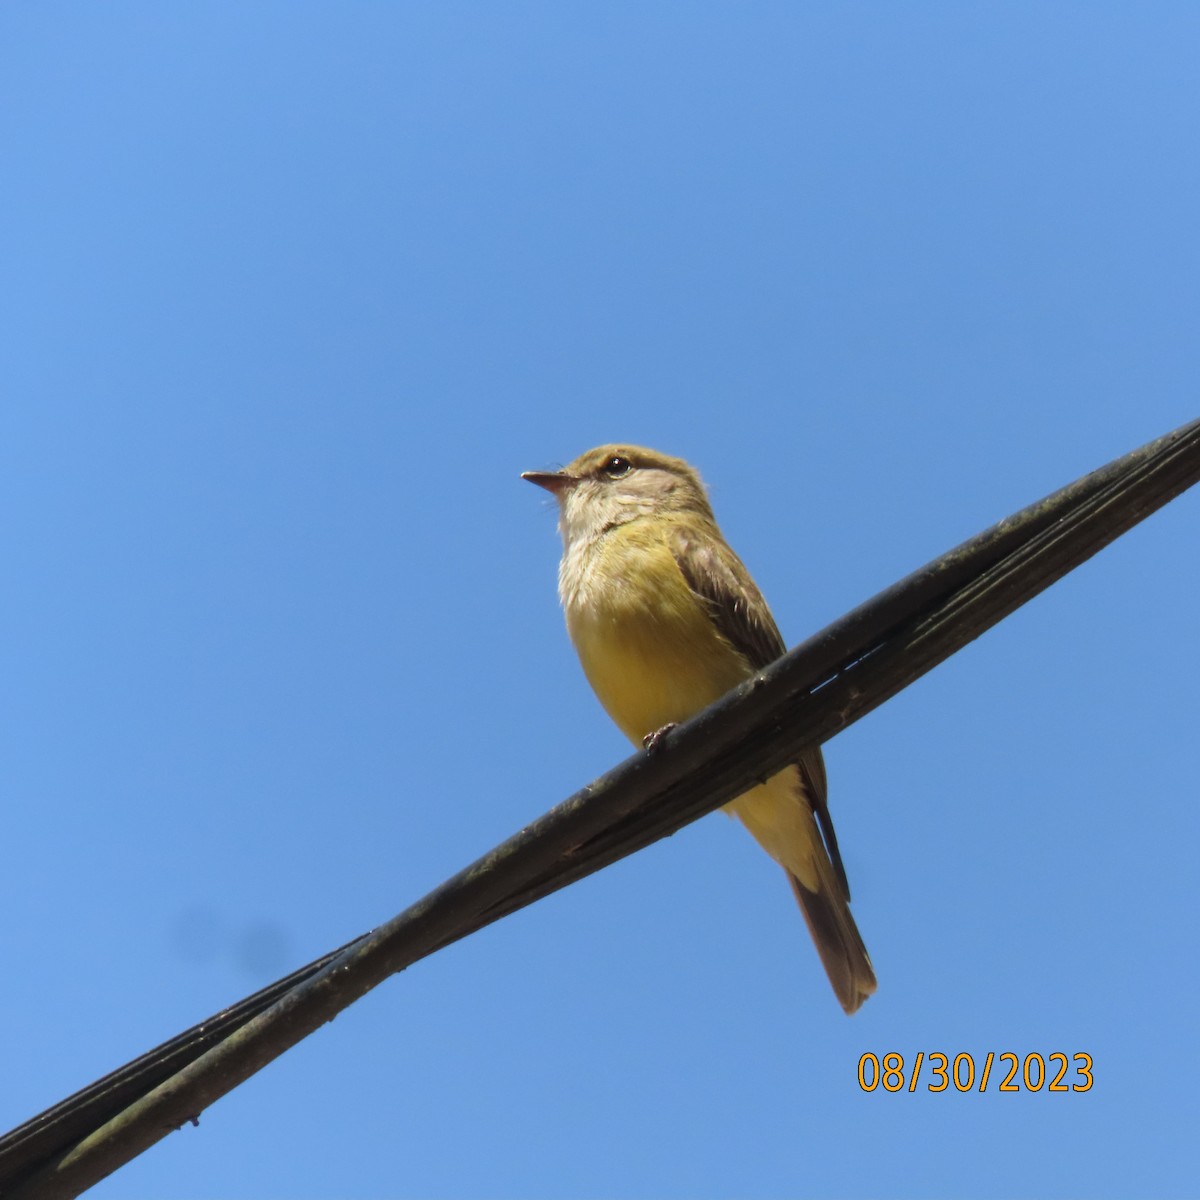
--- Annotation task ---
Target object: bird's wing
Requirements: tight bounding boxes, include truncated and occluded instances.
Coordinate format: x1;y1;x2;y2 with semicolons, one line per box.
668;524;787;669
669;523;851;900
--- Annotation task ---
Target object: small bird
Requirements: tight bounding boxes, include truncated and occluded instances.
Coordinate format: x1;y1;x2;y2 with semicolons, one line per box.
523;444;875;1013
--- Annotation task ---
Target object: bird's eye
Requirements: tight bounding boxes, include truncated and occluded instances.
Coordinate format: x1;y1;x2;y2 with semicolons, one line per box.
601;455;633;478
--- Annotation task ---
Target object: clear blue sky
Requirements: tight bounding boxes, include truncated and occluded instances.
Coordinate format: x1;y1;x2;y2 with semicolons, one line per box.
2;5;1197;1198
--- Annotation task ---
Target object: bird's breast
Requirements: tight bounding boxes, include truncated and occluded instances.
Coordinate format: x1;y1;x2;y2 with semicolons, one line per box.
561;526;750;743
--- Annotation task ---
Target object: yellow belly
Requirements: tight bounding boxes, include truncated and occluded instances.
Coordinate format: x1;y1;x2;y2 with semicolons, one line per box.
564;525;821;891
573;612;745;742
565;534;749;744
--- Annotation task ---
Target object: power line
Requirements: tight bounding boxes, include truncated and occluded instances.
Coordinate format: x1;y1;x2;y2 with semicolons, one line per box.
3;418;1197;1200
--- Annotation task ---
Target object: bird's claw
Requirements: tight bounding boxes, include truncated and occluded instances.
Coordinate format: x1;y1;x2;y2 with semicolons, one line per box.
641;723;678;753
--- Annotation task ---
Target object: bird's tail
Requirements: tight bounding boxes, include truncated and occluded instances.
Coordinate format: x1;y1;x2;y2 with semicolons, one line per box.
728;771;876;1014
787;863;876;1014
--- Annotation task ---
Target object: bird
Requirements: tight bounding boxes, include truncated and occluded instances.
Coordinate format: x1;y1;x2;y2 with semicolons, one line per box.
523;444;875;1013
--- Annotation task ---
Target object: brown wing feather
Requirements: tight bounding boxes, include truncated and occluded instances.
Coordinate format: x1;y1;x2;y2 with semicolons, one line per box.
669;523;852;901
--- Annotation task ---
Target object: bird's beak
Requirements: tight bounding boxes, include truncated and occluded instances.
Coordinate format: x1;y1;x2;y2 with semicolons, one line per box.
521;470;574;495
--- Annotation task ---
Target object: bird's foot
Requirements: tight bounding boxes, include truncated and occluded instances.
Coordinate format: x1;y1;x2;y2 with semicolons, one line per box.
641;723;678;753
